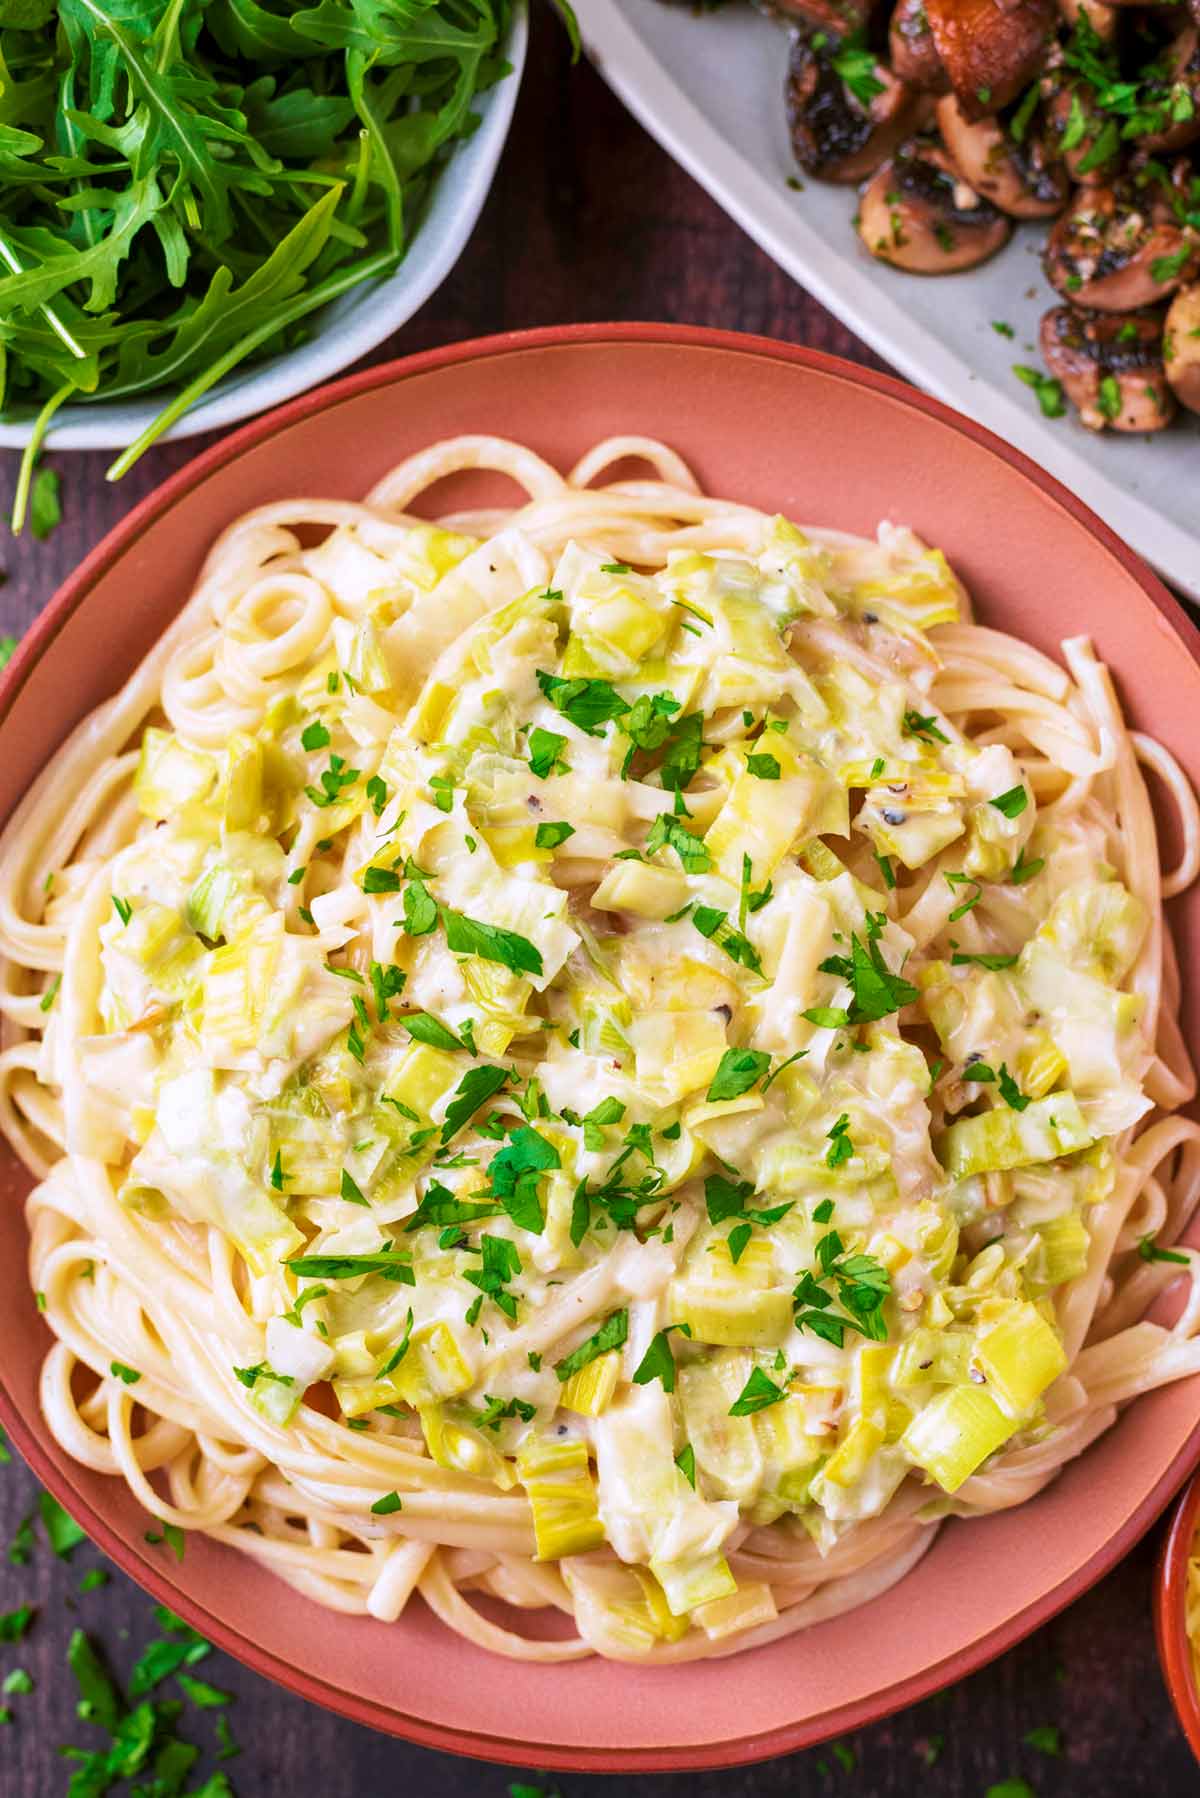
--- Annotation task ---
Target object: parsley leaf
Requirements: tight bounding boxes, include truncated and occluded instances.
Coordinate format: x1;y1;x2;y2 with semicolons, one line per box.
729;1367;786;1415
990;784;1028;818
707;1047;771;1102
443;908;543;977
555;1309;629;1381
645;811;711;874
536;671;630;736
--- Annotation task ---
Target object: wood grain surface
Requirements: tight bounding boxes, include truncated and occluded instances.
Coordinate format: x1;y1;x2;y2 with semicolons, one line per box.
0;12;1195;1795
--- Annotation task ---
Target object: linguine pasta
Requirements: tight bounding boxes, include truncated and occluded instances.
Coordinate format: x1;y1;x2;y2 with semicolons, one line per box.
3;434;1200;1663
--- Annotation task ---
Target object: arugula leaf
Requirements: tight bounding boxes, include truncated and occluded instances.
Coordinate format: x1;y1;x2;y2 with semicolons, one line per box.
0;1;534;488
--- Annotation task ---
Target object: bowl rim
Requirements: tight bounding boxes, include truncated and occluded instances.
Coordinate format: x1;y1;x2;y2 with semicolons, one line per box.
3;321;1200;1772
0;7;527;453
1157;1471;1200;1763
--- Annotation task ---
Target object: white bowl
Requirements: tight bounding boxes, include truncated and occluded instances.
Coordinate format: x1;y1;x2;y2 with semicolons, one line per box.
0;9;527;455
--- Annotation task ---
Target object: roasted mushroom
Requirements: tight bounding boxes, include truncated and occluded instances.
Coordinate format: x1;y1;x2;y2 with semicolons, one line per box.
1164;283;1200;412
788;32;919;183
775;0;877;35
1135;27;1200;155
1044;176;1200;309
1056;0;1117;42
1045;80;1121;186
923;0;1056;118
1040;306;1176;429
858;139;1013;269
935;92;1069;214
889;0;951;92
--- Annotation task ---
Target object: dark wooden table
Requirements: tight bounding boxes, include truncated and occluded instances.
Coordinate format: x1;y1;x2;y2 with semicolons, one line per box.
0;13;1195;1796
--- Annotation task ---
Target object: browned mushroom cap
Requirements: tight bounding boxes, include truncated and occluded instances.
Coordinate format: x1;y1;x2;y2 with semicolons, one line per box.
1135;27;1200;154
1056;0;1117;41
787;33;920;183
1164;283;1200;412
1040;306;1176;428
775;0;877;34
857;139;1013;269
923;0;1056;120
935;92;1069;215
1044;177;1200;309
1045;81;1120;186
889;0;951;92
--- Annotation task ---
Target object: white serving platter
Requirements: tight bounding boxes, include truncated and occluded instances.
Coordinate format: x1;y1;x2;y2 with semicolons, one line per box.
584;0;1200;599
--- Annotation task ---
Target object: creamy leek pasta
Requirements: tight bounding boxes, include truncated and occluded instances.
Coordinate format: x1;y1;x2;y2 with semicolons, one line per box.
4;435;1200;1664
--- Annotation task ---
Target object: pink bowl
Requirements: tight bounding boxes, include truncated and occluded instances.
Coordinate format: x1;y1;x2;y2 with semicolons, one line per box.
1157;1473;1200;1762
3;324;1200;1770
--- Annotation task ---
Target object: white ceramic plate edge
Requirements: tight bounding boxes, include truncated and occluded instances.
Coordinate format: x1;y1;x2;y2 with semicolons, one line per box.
0;8;528;454
583;0;1199;601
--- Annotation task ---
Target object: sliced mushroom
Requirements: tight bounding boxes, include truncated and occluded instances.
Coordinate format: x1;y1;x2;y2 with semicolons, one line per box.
1164;283;1200;412
857;139;1013;269
935;92;1069;215
889;0;951;92
787;32;919;183
1044;176;1200;309
1135;27;1200;154
1040;306;1176;429
775;0;877;34
1056;0;1117;41
1045;80;1121;186
923;0;1056;119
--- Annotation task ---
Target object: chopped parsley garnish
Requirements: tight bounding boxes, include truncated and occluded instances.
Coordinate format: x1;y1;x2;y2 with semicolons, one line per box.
443;907;543;976
111;894;132;926
793;1234;891;1346
746;752;780;780
109;1361;141;1385
825;1114;854;1169
535;821;575;849
631;1324;691;1393
1013;365;1067;419
362;866;401;895
366;774;389;816
706;1046;772;1102
287;1249;415;1284
464;1234;523;1321
903;710;949;744
555;1309;629;1381
440;1064;510;1144
527;726;569;778
830;37;884;108
301;720;330;751
536;670;630;736
1011;846;1044;885
997;1063;1030;1111
728;1366;786;1416
951;950;1019;970
645;811;711;874
400;1010;464;1053
817;924;919;1023
675;1443;697;1487
370;1491;404;1515
946;871;982;921
486;1125;560;1233
305;751;360;809
402;863;439;936
874;851;895;890
990;784;1028;818
691;905;762;972
1138;1234;1189;1266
